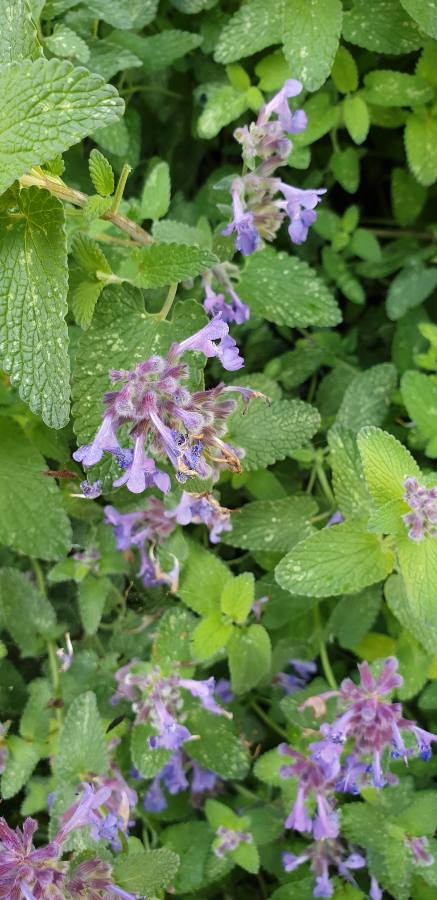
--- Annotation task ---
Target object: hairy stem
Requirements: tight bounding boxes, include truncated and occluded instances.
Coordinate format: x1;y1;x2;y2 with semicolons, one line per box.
157;283;178;321
250;701;289;741
111;163;132;214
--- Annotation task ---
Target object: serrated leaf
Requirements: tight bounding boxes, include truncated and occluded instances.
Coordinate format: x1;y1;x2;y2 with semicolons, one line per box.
152;219;207;246
405;114;437;187
237;247;341;328
87;0;159;29
397;534;437;650
192;614;234;661
162;821;215;895
0;420;72;559
214;0;283;64
228;399;321;470
401;371;437;456
178;540;232;616
185;708;250;779
364;70;433;106
328;428;372;520
141;160;171;221
228;625;271;694
44;24;90;63
1;735;41;800
328;585;382;649
385;573;436;654
0;58;123;196
400;0;437;38
391;168;427;227
331;46;359;93
55;692;108;782
275;523;394;597
113;848;180;895
343;95;370;145
82;195;112;221
335;364;397;432
342;0;423;54
71;282;103;330
357;426;421;507
282;0;342;92
110;29;203;72
330;148;360;193
78;574;111;635
396;630;432;700
221;573;255;624
197;83;249;139
152;607;197;666
131;723;171;777
87;37;142;81
222;497;317;552
0;568;56;656
0;0;41;64
132;244;217;289
89;148;114;196
0;188;69;428
20;679;53;742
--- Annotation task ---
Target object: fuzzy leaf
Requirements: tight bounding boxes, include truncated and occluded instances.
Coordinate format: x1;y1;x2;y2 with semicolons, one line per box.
0;569;56;656
386;265;437;320
222;497;317;552
275;523;394;597
78;574;111;635
132;244;217;288
342;0;423;54
178;540;232;617
335;364;397;432
364;70;432;106
110;29;203;72
113;848;180;895
140;160;171;221
238;247;341;328
1;736;41;800
391;168;427;227
343;95;370;145
214;0;283;64
0;0;41;64
405;114;437;187
88;148;114;196
197;84;249;139
86;38;142;81
328;428;372;520
401;370;437;455
87;0;159;29
228;399;321;470
44;24;90;62
331;46;359;93
282;0;343;92
399;0;437;38
357;426;421;507
55;692;108;782
184;708;250;779
221;573;255;624
228;625;271;694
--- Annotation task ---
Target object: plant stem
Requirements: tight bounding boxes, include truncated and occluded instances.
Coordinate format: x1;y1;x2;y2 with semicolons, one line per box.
250;701;289;741
231;782;259;803
47;640;63;727
30;558;46;596
111;163;132;215
315;463;336;506
157;283;178;321
19;171;153;246
312;606;337;690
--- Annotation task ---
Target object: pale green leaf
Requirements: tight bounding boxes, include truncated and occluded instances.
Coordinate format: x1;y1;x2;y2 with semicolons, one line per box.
400;0;437;38
132;244;217;289
113;848;180;895
331;46;359;93
44;24;90;63
343;95;370;145
92;118;129;157
0;0;41;64
405;114;437;186
0;421;72;559
255;50;291;92
192;614;234;660
401;371;437;455
328;585;382;649
197;84;248;139
342;0;423;54
0;568;56;656
330;148;360;193
222;496;317;552
20;679;53;742
275;523;394;597
0;58;123;196
185;708;250;779
282;0;342;92
391;167;427;227
221;573;255;624
385;572;436;654
350;229;381;262
0;188;69;428
178;539;231;617
214;0;283;64
110;29;202;72
357;425;421;507
335;364;397;432
1;735;41;800
396;629;432;700
227;398;321;470
322;246;365;304
228;624;271;694
237;247;341;328
363;70;432;106
131;723;171;777
386;264;437;320
89;148;114;196
87;0;159;29
86;37;142;81
152;219;207;246
78;574;111;635
328;427;372;520
140;160;171;221
55;692;108;782
152;607;197;667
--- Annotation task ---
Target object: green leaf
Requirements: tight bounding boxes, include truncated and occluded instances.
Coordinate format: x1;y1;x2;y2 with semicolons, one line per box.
342;803;413;900
1;735;41;800
20;679;53;742
178;539;232;616
44;24;90;62
391;167;427;226
0;0;41;64
396;630;432;700
0;569;56;656
222;496;317;553
214;0;282;64
275;523;394;597
228;625;271;694
110;29;202;72
87;37;142;80
322;246;365;304
221;573;255;624
328;428;372;520
350;229;381;262
232;839;260;874
254;749;284;786
0;58;123;196
331;45;359;93
132;243;217;288
185;708;250;779
228;399;321;471
140;160;171;221
405;114;437;187
55;692;108;782
0;187;69;428
237;247;341;328
131;723;171;778
397;535;437;652
152;607;197;667
401;371;437;456
328;585;382;649
89;148;114;196
87;0;159;29
152;219;207;246
162;821;215;894
0;420;72;559
342;0;423;54
385;573;435;654
255;50;291;91
343;95;370;145
364;70;432;106
71;282;103;330
197;84;249;139
387;264;437;322
330;148;360;193
192;614;234;661
335;364;397;432
78;574;111;635
113;848;180;895
282;0;342;92
92;118;129;157
400;0;437;38
357;426;421;507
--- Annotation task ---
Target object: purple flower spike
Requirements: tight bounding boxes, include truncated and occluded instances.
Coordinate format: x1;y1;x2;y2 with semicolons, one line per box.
214;825;253;858
167;491;232;543
177;676;232;718
278;183;327;244
148;701;192;751
284;839;366;900
0;817;65;898
406;835;434;867
279;746;340;839
113;438;171;495
67;858;136;899
143;777;167;813
73;415;120;467
222;181;261;256
172;315;244;372
261;79;304;133
403;476;437;541
203;277;250;326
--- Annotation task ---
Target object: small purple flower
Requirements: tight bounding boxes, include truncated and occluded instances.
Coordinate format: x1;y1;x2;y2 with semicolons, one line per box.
402;476;437;541
177;676;232;718
203;276;250;326
370;877;383;900
214;825;253;858
326;511;344;527
143;777;167;813
214;678;234;704
171;315;244;371
56;632;73;673
275;658;317;694
222;181;261;256
66;858;136;899
148;701;192;751
73;415;121;468
406;835;434;867
191;762;219;795
261;79;306;134
279;746;340;839
0;816;66;898
166;491;232;543
112;439;171;495
283;840;366;900
79;479;102;499
278;183;327;244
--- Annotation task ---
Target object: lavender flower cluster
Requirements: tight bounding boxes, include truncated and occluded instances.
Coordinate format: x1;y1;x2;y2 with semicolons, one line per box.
223;80;326;257
403;476;437;542
279;657;437;897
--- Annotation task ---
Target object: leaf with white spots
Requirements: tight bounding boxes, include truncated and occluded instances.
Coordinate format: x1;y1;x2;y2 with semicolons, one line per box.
214;0;283;64
222;497;317;552
0;187;70;428
400;0;437;38
342;0;423;54
283;0;343;92
0;0;41;64
275;522;395;597
44;25;90;63
405;113;437;187
227;398;321;470
401;371;437;456
0;57;123;196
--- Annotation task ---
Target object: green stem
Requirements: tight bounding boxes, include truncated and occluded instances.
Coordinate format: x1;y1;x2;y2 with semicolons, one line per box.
157;283;178;321
250;701;289;741
111;163;132;215
312;606;337;690
30;558;46;596
47;640;63;727
315;463;336;506
231;782;259;803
